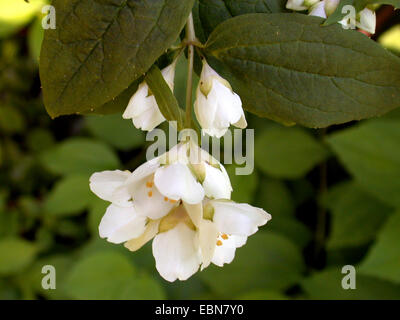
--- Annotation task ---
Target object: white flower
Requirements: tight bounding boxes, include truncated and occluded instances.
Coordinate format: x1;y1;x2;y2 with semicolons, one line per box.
357;8;376;34
194;61;247;138
125;200;271;282
196;200;271;269
89;141;232;221
98;204;147;244
286;0;308;11
309;1;327;18
122;62;176;131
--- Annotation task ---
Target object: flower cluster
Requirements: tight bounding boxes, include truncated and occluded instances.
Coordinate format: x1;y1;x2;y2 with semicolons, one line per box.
89;56;272;281
286;0;376;34
90;141;270;281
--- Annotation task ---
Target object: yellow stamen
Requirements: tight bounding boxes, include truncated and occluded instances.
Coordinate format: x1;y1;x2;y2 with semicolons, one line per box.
169;199;177;204
221;234;228;240
146;181;153;188
216;240;223;246
148;191;153;197
164;197;169;202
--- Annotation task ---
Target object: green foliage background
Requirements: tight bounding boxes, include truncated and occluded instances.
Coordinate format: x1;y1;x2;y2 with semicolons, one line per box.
1;0;400;300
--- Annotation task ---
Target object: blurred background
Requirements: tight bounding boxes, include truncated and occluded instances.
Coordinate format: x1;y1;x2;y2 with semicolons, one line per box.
1;0;400;300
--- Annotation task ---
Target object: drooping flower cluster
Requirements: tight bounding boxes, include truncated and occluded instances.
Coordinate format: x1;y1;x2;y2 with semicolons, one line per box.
90;53;271;281
286;0;376;34
90;141;270;281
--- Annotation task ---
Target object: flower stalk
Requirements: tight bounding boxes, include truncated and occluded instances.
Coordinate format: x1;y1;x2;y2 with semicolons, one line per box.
185;13;196;129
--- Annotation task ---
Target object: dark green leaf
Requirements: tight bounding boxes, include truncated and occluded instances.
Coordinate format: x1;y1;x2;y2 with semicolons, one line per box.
40;0;194;117
198;0;287;38
205;13;400;128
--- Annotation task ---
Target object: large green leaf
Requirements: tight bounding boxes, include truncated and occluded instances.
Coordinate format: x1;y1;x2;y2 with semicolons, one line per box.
359;211;400;283
302;268;400;299
198;0;287;38
40;138;120;176
327;119;400;207
199;232;305;296
40;0;194;117
64;251;165;299
205;13;400;128
254;125;329;179
323;182;392;249
0;238;37;276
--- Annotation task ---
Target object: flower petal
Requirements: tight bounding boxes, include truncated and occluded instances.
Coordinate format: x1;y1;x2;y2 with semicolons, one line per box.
152;223;200;282
211;200;271;236
99;204;147;244
154;162;205;204
309;1;327;18
133;179;176;219
203;163;232;200
199;219;219;270
212;235;247;267
89;170;131;205
124;219;160;252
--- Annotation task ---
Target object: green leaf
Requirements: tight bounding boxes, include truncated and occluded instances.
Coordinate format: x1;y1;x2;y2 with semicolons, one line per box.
87;198;108;236
302;268;400;299
200;232;305;296
198;0;287;38
327;119;400;207
85;113;145;151
83;78;141;116
44;175;94;217
268;217;312;248
255;178;295;218
205;13;400;128
145;65;185;130
39;0;194;117
226;164;258;203
323;182;392;249
255;126;329;179
26;254;74;299
359;211;400;283
0;237;37;275
40;138;120;176
64;251;165;299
